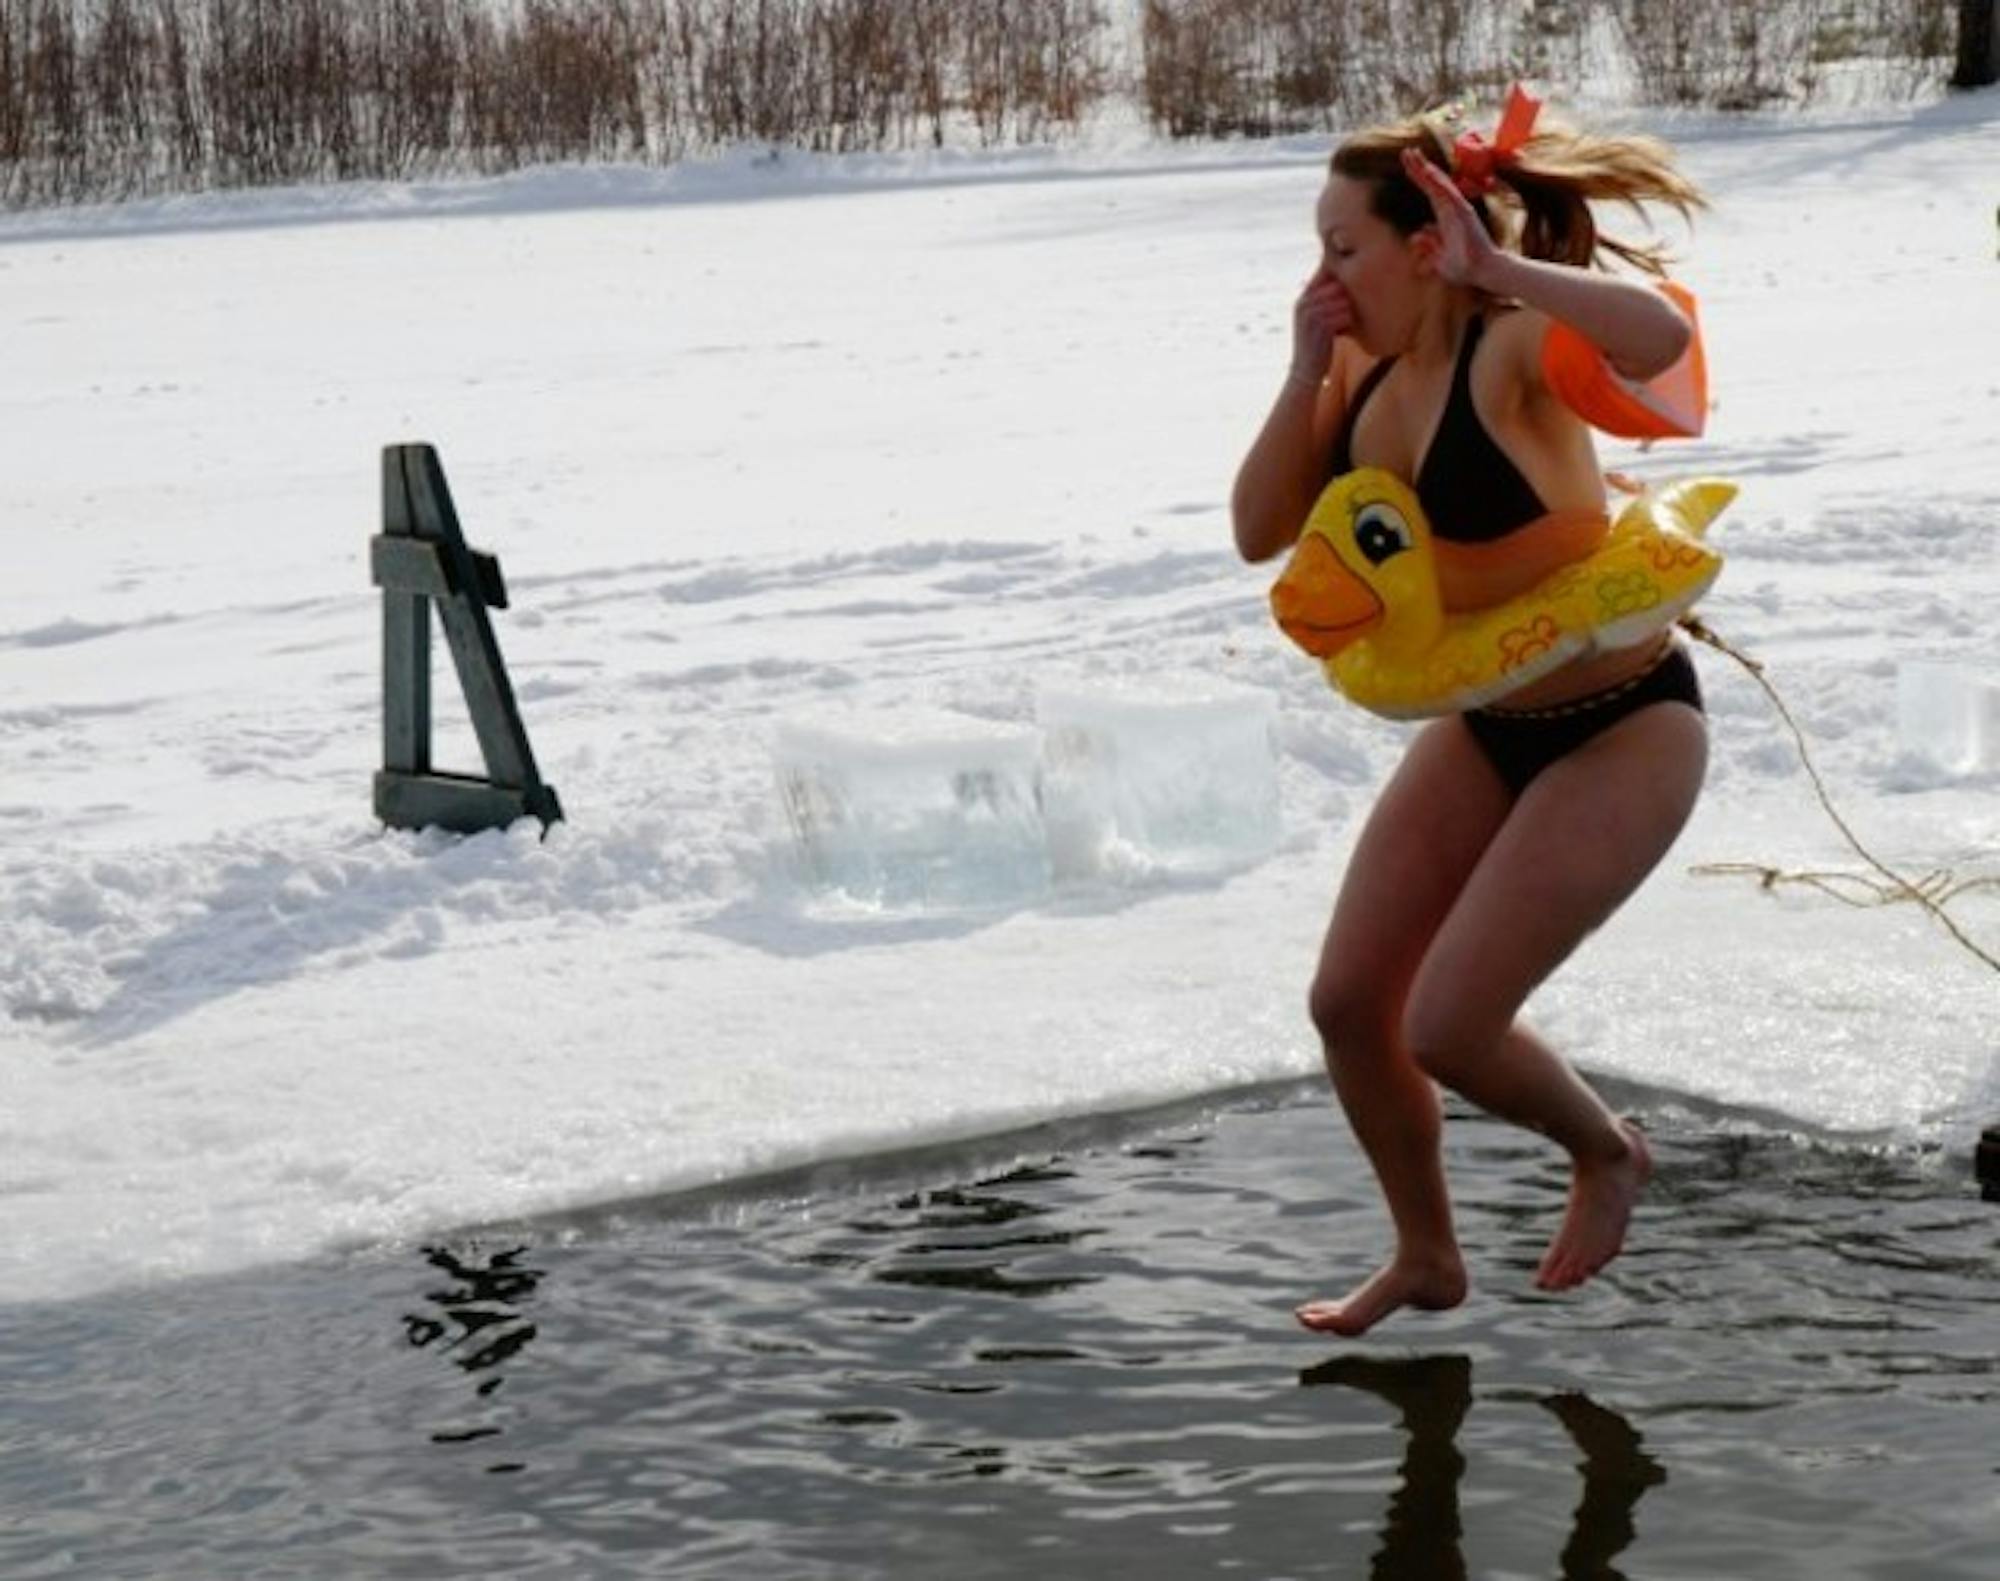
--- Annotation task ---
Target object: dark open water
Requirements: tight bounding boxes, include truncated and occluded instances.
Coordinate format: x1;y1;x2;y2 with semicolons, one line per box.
3;1082;1995;1579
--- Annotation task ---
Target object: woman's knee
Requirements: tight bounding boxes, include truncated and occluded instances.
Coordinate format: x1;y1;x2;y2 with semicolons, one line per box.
1400;991;1502;1085
1307;969;1401;1070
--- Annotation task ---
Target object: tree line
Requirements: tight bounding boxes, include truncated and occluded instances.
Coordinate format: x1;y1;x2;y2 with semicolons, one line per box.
0;0;1965;210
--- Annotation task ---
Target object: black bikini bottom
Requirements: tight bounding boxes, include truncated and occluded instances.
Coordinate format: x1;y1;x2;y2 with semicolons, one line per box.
1462;643;1703;797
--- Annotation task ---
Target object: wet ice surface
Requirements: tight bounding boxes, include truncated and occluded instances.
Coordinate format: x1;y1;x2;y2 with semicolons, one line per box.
5;1086;1994;1580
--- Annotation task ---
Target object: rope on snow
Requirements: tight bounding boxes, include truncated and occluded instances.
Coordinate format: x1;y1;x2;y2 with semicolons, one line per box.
1675;613;2000;979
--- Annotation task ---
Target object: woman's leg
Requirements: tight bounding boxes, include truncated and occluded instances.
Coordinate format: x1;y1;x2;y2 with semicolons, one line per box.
1401;702;1708;1292
1297;717;1515;1335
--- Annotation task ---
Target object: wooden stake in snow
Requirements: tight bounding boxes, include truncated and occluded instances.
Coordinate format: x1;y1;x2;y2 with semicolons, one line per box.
370;444;563;836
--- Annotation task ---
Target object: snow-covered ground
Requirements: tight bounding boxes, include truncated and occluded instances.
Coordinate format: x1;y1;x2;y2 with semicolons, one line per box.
3;92;1997;1308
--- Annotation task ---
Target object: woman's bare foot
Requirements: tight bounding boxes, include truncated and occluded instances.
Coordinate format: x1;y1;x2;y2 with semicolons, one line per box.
1296;1250;1468;1337
1537;1121;1652;1292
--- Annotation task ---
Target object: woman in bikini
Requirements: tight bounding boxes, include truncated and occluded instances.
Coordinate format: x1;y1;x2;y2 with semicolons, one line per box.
1231;96;1709;1337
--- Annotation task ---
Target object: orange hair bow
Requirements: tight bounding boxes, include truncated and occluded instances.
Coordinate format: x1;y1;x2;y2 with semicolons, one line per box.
1450;83;1541;198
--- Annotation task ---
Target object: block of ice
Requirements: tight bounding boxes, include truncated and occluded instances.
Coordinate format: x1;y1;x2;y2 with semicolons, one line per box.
1896;660;2000;776
774;708;1048;909
1036;675;1280;880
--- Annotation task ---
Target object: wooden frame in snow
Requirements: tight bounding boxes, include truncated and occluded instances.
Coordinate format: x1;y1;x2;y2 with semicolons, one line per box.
370;444;563;836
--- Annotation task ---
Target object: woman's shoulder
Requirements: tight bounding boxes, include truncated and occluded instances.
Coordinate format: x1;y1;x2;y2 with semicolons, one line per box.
1481;300;1555;360
1313;338;1382;442
1327;336;1381;398
1477;302;1567;416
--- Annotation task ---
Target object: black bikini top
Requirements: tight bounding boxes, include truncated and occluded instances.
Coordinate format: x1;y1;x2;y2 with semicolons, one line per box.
1326;315;1549;544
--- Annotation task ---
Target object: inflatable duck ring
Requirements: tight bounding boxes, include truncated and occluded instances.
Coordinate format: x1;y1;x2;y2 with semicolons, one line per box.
1271;468;1732;719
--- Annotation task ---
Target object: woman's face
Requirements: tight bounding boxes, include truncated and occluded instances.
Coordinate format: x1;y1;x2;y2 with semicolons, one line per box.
1315;174;1432;356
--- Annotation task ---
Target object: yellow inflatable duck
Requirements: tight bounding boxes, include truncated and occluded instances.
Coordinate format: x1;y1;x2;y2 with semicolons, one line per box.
1271;468;1733;719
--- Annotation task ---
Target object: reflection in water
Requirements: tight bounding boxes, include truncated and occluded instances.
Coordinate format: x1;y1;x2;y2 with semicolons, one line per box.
1545;1391;1668;1580
1302;1355;1471;1581
402;1245;544;1466
1301;1356;1666;1581
403;1245;543;1372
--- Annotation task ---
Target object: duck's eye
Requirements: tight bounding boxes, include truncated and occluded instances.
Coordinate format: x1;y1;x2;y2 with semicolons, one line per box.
1352;503;1413;567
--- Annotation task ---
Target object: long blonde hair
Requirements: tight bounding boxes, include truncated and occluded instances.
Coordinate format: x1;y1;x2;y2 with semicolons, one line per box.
1331;105;1705;277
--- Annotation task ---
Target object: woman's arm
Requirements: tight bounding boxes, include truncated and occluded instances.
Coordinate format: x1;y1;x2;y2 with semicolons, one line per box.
1400;149;1691;381
1231;370;1336;564
1477;252;1690;380
1231;266;1357;564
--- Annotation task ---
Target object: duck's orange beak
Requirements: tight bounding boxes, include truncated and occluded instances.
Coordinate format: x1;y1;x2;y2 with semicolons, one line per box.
1271;533;1382;658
